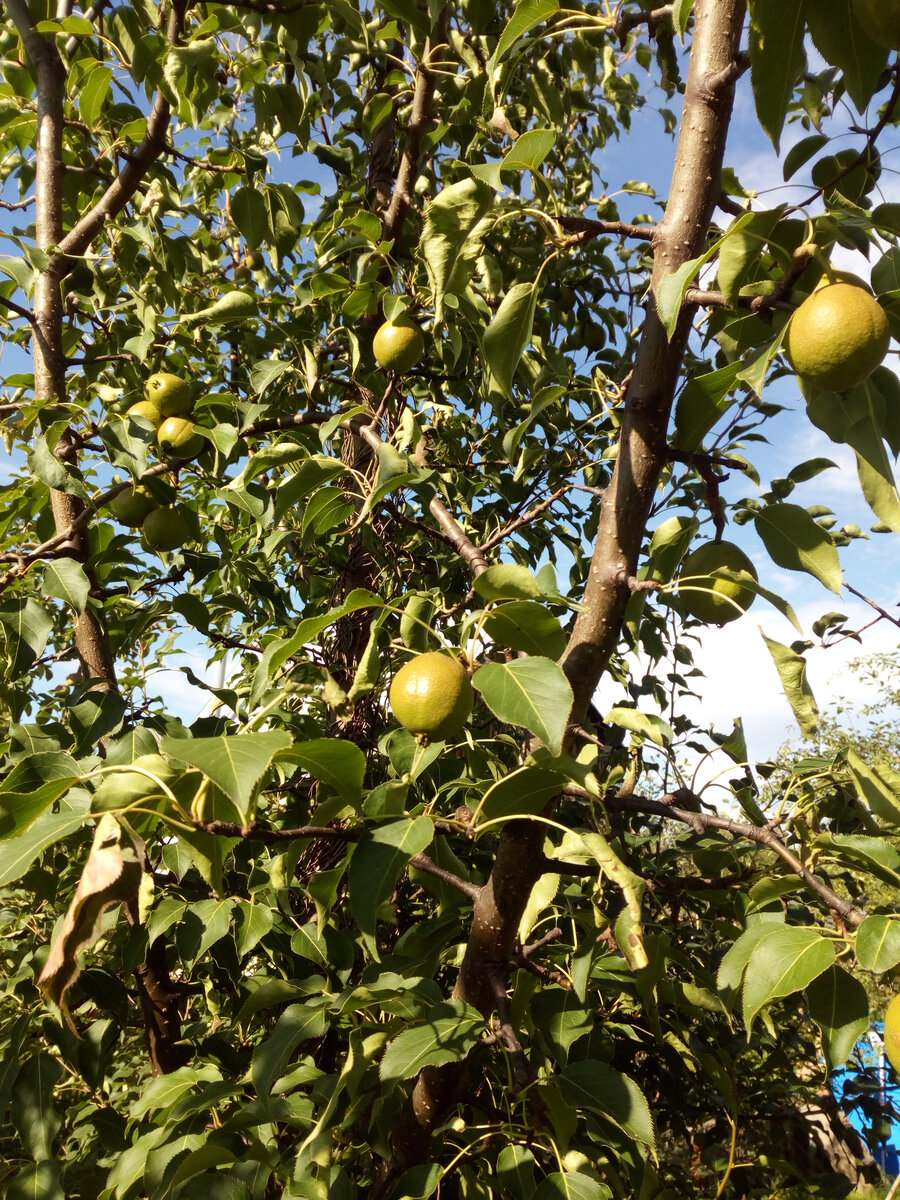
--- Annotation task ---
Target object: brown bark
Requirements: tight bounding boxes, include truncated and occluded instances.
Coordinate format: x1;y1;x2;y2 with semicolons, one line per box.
376;2;749;1191
560;0;747;722
8;0;180;690
6;0;117;688
10;0;190;1075
134;936;188;1076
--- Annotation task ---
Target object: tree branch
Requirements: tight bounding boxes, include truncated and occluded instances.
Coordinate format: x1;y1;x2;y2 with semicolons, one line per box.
55;2;184;264
410;852;481;900
193;819;363;843
381;30;444;244
597;788;866;929
560;0;747;722
0;294;37;324
557;214;656;246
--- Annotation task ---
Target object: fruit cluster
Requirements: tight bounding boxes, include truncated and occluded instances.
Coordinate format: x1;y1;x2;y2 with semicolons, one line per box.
115;371;199;550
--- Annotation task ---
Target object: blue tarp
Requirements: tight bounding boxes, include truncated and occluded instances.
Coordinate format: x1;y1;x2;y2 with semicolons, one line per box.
832;1024;900;1174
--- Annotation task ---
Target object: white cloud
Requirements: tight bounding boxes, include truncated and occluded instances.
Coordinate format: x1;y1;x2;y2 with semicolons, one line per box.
596;599;899;793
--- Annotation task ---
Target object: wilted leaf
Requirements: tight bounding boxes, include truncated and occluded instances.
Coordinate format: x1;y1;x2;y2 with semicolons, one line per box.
38;814;142;1026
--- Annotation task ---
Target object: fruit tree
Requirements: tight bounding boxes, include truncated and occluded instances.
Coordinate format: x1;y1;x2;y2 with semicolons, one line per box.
1;1;900;1198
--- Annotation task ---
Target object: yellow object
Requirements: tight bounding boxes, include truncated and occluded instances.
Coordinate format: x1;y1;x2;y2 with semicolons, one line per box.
786;283;890;392
126;399;162;426
373;317;424;373
157;417;205;458
855;0;900;49
144;371;192;417
679;541;758;625
885;994;900;1073
389;651;473;742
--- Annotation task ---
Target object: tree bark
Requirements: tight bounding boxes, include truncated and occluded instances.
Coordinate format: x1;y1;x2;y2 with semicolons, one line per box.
561;0;747;721
7;0;118;688
377;1;749;1189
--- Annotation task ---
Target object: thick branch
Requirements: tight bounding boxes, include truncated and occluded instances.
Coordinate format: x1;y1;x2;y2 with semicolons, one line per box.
381;32;443;243
57;93;173;262
7;0;119;690
560;0;747;723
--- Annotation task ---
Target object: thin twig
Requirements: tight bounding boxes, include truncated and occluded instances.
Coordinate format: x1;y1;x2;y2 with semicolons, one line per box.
843;583;900;631
557;214;655;246
195;819;363;843
587;787;867;928
410;852;481;900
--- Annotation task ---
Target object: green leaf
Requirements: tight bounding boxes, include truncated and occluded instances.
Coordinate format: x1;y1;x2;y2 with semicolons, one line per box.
762;635;818;736
230;186;270;249
672;0;695;37
856;915;900;973
806;375;900;530
161;732;292;825
557;1061;656;1152
0;599;53;677
0;777;79;840
748;0;808;149
673;362;742;451
182;289;257;327
717;209;783;307
481;600;565;658
473;657;573;756
492;0;559;66
717;924;780;1007
236;979;310;1023
502;384;567;461
473;563;544;601
483;280;539;398
657;213;754;338
379;1000;483;1084
394;1163;442;1200
302;487;355;539
815;833;900;889
806;966;869;1073
79;65;112;126
477;765;563;823
534;1174;612;1200
501;128;556;173
185;897;237;961
348;817;434;940
0;801;89;888
497;1146;538;1200
5;1161;65;1200
70;691;126;754
288;738;367;807
806;0;889;112
98;412;154;480
846;748;900;824
249;358;292;396
130;1065;223;1119
604;707;673;749
11;1052;62;1159
231;439;310;488
782;134;829;181
742;926;836;1029
419;177;494;320
753;503;842;593
41;558;90;613
251;1002;329;1096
